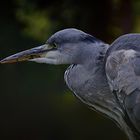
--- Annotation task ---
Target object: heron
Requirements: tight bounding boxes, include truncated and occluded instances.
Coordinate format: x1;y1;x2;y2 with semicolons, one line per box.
1;28;140;140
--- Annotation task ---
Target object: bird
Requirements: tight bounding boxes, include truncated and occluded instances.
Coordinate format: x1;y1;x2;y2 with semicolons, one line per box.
1;28;140;140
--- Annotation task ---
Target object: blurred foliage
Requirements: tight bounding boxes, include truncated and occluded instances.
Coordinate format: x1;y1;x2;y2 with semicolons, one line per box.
0;0;140;140
17;9;53;41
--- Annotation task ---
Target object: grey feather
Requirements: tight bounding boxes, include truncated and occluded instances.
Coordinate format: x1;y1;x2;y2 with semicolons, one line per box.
106;34;140;139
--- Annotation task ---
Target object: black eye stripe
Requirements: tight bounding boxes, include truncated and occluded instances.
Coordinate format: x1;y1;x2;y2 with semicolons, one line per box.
47;43;57;49
53;43;57;48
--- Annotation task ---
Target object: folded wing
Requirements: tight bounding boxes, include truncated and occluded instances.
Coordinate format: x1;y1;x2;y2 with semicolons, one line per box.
105;34;140;135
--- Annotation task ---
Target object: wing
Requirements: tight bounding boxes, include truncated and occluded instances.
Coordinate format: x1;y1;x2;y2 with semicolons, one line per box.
105;34;140;134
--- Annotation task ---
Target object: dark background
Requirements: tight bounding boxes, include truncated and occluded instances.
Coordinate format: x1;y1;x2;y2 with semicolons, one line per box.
0;0;140;140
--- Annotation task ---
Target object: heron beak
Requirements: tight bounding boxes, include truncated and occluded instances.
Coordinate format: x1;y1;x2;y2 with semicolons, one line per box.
0;44;50;64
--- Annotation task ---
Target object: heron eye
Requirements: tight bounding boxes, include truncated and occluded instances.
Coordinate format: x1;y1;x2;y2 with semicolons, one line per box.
47;43;57;49
52;43;57;49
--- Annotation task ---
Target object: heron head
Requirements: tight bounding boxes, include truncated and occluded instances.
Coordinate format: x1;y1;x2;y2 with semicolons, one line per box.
0;28;103;65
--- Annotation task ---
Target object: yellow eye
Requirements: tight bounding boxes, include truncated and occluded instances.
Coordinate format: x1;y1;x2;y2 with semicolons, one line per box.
46;43;57;49
52;43;57;49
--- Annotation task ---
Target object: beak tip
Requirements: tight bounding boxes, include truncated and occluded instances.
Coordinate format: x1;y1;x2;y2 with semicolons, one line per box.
0;59;7;64
0;57;14;64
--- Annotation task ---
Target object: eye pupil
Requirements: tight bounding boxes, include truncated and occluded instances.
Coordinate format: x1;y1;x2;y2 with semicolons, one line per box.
53;43;57;48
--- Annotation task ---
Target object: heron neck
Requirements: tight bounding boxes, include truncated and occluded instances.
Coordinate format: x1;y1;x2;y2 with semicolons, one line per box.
65;42;124;122
81;43;109;71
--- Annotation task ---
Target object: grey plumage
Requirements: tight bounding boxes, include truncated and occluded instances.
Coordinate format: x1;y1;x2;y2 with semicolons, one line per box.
48;29;140;140
1;28;140;140
106;34;140;139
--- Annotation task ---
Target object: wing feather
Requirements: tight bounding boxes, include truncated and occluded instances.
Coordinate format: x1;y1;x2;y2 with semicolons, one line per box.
105;34;140;133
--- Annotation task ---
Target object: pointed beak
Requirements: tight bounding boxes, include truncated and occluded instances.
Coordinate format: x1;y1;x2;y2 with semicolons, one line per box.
0;44;50;64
